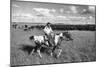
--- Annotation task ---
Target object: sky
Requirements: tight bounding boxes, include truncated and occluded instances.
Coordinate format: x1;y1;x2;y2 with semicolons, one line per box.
11;0;96;24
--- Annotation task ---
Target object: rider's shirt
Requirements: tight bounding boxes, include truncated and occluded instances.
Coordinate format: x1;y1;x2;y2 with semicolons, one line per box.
43;26;53;35
43;25;55;47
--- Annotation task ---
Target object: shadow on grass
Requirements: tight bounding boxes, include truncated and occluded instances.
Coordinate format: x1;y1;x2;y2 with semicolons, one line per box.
19;44;50;55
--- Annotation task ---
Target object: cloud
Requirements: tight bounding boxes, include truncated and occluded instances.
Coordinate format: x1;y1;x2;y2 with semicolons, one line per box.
88;6;95;12
13;12;33;18
12;13;34;22
60;8;64;13
33;8;66;17
56;15;66;19
33;8;54;18
70;6;78;14
32;8;68;22
12;7;68;22
12;4;20;8
22;13;33;18
51;9;56;13
81;6;95;14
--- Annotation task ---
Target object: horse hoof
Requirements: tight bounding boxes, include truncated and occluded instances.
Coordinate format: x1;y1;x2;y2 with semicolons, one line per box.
56;55;60;58
30;53;33;56
39;55;42;58
50;53;53;57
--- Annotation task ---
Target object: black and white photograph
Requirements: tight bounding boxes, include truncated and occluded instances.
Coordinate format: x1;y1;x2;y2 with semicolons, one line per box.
10;0;96;66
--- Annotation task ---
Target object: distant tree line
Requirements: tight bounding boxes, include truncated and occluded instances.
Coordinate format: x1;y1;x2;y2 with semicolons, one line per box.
12;24;96;31
35;24;96;31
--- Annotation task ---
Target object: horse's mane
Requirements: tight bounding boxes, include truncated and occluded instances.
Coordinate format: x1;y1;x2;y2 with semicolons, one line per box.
56;33;60;35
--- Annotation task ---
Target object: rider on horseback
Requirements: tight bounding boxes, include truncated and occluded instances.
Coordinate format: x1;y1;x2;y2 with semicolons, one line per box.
43;22;55;47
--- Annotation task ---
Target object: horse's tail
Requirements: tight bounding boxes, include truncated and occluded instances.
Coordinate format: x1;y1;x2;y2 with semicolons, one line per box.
29;36;34;40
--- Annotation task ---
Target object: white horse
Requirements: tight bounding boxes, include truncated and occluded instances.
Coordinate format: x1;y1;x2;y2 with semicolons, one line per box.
48;33;66;58
29;35;49;58
29;33;63;58
49;32;73;58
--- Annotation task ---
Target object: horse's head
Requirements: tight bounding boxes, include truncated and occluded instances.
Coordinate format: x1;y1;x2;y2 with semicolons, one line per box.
55;32;73;41
59;33;63;37
54;33;64;41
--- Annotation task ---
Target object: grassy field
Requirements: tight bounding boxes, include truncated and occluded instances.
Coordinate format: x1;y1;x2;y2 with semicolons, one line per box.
10;27;96;66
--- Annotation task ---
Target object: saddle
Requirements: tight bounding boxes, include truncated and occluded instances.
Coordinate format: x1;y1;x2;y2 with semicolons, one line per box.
44;33;55;47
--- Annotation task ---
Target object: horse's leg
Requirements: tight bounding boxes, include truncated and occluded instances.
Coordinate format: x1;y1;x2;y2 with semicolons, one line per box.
50;51;53;56
56;45;62;58
57;48;62;58
37;44;43;58
50;46;56;57
37;49;42;58
30;49;35;55
30;44;36;56
45;41;49;46
48;47;53;56
33;42;42;58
